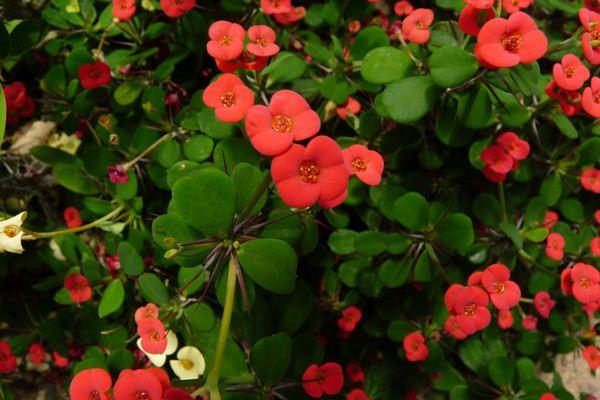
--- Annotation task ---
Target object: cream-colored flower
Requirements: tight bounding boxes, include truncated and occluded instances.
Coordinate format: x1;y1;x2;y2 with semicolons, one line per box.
141;0;156;11
47;133;81;155
136;330;178;367
170;346;205;380
0;212;27;254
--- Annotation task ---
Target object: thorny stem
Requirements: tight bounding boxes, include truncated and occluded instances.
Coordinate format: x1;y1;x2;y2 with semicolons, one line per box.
24;204;126;239
192;257;237;400
122;131;176;171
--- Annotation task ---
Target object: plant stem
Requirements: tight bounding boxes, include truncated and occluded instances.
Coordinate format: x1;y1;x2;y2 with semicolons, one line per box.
193;257;237;400
518;249;560;279
425;244;453;284
237;173;271;222
24;204;126;239
122;131;175;171
498;183;508;223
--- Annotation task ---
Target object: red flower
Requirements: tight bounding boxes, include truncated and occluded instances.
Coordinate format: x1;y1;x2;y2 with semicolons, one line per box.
502;0;532;14
595;209;600;224
582;77;600;118
446;285;491;335
348;20;362;33
545;81;561;100
203;73;254;123
273;6;306;25
137;319;168;354
65;273;93;304
345;363;365;383
337;97;361;120
146;367;171;391
458;5;494;36
444;315;468;339
28;343;45;365
0;340;17;373
271;136;349;208
394;1;413;16
135;304;160;325
165;388;194;400
483;165;507;183
4;82;35;125
545;232;565;261
343;145;384;186
481;145;514;174
583;346;600;370
522;314;538;330
543;210;558;229
561;267;573;296
579;9;600;65
401;9;434;45
481;263;521;310
247;25;279;57
245;90;320;156
534;291;555;319
476;12;547;68
112;0;136;21
498;309;514;329
559;90;582;116
207;21;245;61
69;368;112;400
78;62;111;90
591;237;600;257
52;351;69;368
347;388;370;400
585;0;600;12
302;363;344;398
581;168;600;193
571;263;600;304
113;369;163;400
553;54;590;91
403;332;429;362
319;190;347;209
64;207;83;229
261;0;291;14
467;271;482;287
160;0;195;18
108;165;129;184
337;306;362;333
466;0;494;8
496;131;530;161
540;394;558;400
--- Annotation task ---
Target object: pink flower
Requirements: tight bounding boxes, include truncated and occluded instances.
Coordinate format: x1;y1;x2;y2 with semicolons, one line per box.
401;9;434;45
534;291;555;318
571;263;600;304
207;21;245;61
481;263;521;310
246;25;279;57
202;73;254;123
498;309;514;329
553;54;591;91
545;232;565;261
343;145;384;186
522;314;538;330
108;165;129;184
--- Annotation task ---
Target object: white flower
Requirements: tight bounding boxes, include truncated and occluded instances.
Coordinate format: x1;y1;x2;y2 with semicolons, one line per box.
136;330;178;367
47;133;81;155
0;212;27;254
170;346;205;380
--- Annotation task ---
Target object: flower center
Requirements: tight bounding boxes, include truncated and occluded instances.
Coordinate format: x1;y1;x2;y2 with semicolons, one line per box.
463;303;476;316
180;359;194;370
411;342;420;351
351;158;367;173
594;91;600;104
88;390;101;400
510;0;519;5
135;391;152;400
299;162;320;184
271;115;293;133
118;0;130;9
150;330;161;341
591;27;600;41
501;33;522;52
416;20;426;30
3;225;20;238
255;37;269;47
580;277;591;288
220;92;236;107
493;281;505;294
219;35;232;46
89;69;101;79
564;66;575;78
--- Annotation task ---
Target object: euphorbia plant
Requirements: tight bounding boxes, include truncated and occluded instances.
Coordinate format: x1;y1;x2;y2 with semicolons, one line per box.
0;0;599;399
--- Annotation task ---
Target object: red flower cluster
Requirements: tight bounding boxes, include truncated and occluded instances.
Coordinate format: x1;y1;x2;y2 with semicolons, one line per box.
475;12;547;68
0;340;17;373
561;263;600;305
480;263;521;310
583;345;600;370
403;332;429;362
337;306;362;333
260;0;306;25
64;273;93;304
4;82;35;126
136;304;168;354
591;236;600;257
64;207;83;228
112;0;135;21
481;131;530;183
579;9;600;65
28;343;45;365
545;232;566;261
78;61;111;90
458;5;494;36
207;21;280;73
203;73;255;123
581;167;600;193
302;362;344;398
161;0;195;18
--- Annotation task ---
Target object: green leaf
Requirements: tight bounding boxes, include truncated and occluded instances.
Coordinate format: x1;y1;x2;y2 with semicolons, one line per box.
394;192;429;230
436;213;474;252
551;111;577;139
378;258;410;288
499;222;523;249
238;239;298;295
328;229;357;255
53;163;99;195
349;26;390;60
65;47;94;75
472;193;501;227
0;83;5;144
183;135;214;162
429;46;478;88
171;169;236;237
458;85;494;129
141;87;166;123
184;303;216;331
114;80;144;106
231;163;268;216
361;47;411;84
9;21;40;56
487;356;514;386
250;332;291;384
320;75;356;105
138;273;170;305
0;24;10;58
262;52;307;85
539;173;562;206
382;76;441;124
117;242;145;276
98;280;125;318
459;338;486;373
354;231;387;256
